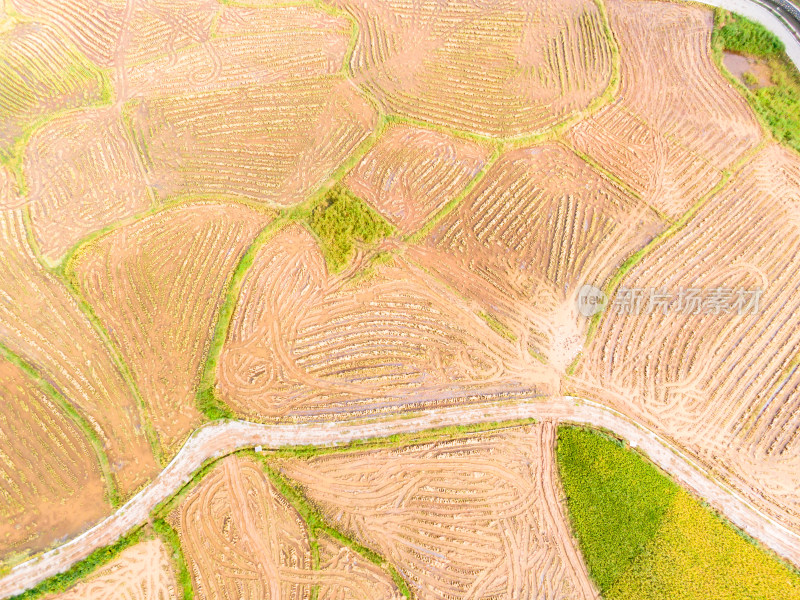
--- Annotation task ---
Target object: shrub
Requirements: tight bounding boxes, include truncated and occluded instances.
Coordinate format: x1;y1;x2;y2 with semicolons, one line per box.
307;186;393;273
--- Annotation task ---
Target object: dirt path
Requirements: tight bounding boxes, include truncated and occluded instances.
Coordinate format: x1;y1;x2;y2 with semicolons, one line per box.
1;395;799;599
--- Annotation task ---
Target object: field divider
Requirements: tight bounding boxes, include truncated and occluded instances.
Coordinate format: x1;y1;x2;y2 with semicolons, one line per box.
0;343;119;508
582;137;771;344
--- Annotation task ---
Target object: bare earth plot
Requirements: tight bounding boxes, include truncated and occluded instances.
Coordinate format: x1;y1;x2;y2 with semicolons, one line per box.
0;207;157;496
574;143;800;532
339;0;613;137
49;538;179;600
125;5;377;206
278;421;598;600
69;203;273;455
0;356;105;564
25;107;151;264
411;142;664;371
567;0;762;218
217;224;556;422
169;454;400;600
0;22;107;152
343;124;492;232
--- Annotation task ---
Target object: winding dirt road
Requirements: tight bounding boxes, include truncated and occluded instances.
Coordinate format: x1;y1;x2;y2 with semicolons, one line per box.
1;395;798;599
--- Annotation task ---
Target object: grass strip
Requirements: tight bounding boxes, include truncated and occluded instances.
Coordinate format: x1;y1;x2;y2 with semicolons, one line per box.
153;519;193;600
477;311;518;343
266;418;537;460
0;342;120;507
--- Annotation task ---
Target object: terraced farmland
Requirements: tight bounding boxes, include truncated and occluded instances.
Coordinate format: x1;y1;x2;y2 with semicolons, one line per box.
3;0;800;596
68;203;273;454
25;108;150;264
567;0;763;218
344;124;492;232
0;208;157;497
341;0;614;137
216;224;554;421
277;422;597;599
412;142;663;370
0;357;105;564
575;143;800;530
49;539;179;600
0;22;108;152
167;453;401;600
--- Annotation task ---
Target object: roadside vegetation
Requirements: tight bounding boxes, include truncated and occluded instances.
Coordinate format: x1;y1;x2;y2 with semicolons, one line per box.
9;528;145;600
556;426;800;599
713;9;800;153
307;186;393;273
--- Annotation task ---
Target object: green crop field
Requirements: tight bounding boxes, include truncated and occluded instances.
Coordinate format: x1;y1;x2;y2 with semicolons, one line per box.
556;426;800;599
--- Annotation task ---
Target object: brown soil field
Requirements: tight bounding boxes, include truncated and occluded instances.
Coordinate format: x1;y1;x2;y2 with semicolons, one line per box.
0;22;106;151
47;538;179;600
316;532;401;600
10;0;218;68
25;107;151;264
132;76;376;205
125;6;350;98
169;454;312;600
278;421;597;599
574;143;800;530
0;357;105;564
567;0;762;219
343;124;492;232
411;142;663;371
217;224;556;421
339;0;613;137
0;208;157;496
69;203;273;455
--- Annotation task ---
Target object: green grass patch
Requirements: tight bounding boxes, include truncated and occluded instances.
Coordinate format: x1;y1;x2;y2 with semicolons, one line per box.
307;185;393;273
9;527;145;600
715;10;784;57
478;311;518;342
713;9;800;153
153;519;193;600
557;425;800;598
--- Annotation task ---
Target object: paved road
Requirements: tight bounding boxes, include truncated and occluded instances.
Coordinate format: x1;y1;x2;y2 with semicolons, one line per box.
1;396;798;599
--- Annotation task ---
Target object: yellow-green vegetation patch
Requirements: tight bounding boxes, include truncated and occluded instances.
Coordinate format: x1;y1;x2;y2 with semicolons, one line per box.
713;9;800;153
556;426;800;599
307;185;393;273
478;311;517;342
